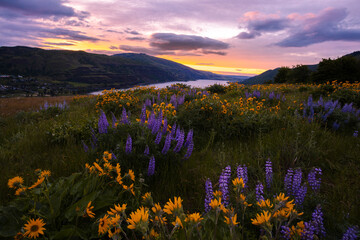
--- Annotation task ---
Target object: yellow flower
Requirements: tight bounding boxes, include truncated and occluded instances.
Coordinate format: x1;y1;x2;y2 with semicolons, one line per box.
108;228;121;238
163;197;183;215
232;178;245;189
251;210;271;225
142;192;151;201
107;203;127;215
83;201;95;218
28;177;45;189
257;199;273;208
23;218;46;239
172;216;183;228
15;187;27;196
128;169;135;181
110;214;121;225
98;214;110;235
8;176;24;189
40;170;51;179
224;213;239;226
185;212;203;223
239;194;252;207
127;206;149;230
152;203;162;214
274;193;289;202
150;229;159;238
213;190;222;199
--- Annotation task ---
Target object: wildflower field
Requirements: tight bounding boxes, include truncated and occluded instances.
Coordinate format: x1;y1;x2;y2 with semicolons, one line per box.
0;81;359;239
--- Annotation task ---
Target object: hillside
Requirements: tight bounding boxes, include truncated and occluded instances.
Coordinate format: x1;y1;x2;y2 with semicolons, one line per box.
0;46;219;89
242;51;360;85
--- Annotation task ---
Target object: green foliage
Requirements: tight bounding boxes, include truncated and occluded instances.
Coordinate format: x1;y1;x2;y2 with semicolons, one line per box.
206;84;227;94
274;67;290;84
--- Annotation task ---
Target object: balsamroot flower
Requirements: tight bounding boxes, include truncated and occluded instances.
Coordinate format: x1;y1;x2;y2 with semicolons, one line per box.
8;176;24;189
127;207;149;230
163;197;183;216
251;210;271;226
23;218;46;239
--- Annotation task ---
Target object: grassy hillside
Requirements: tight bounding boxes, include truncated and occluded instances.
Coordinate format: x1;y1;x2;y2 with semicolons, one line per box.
0;46;218;88
0;82;359;239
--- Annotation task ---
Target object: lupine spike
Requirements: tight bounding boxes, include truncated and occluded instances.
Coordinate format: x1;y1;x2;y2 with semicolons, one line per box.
255;182;264;202
162;132;172;155
183;140;194;160
147;156;155;176
236;164;248;187
144;145;150;156
125;135;132;154
173;129;185;153
121;108;129;124
98;110;109;134
155;131;162;145
219;165;231;206
140;104;146;124
111;112;117;128
265;158;273;189
204;178;213;212
342;225;360;240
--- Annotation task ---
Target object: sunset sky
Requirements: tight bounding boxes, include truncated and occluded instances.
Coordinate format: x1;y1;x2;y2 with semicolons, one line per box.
1;0;360;76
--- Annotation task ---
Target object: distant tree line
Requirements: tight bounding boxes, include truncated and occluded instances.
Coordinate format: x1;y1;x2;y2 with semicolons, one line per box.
273;55;360;84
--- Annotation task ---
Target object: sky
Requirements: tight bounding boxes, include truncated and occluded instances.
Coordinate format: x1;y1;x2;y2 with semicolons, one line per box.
0;0;360;76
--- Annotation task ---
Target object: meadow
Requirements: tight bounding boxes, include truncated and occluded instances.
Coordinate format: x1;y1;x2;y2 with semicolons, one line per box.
0;81;359;239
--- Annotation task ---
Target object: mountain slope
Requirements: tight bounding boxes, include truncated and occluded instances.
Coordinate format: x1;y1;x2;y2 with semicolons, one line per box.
0;46;218;88
242;51;360;85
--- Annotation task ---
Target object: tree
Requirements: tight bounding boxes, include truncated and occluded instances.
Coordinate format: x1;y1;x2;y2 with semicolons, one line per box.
274;67;291;83
289;65;311;83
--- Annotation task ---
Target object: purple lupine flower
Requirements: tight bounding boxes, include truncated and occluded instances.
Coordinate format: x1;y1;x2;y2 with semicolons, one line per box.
162;132;172;154
255;182;265;202
292;169;303;196
82;141;89;153
342;225;359;240
44;101;49;110
125;135;132;154
147;155;155;176
219;165;231;206
90;127;97;149
236;164;248;187
140;104;146;124
111;151;117;160
155;131;162;145
302;221;316;240
311;205;326;238
175;126;181;141
204;178;213;212
183;140;194;160
280;226;291;240
157;92;161;103
268;91;275;100
173;129;185;153
284;168;294;195
184;129;193;148
147;111;155;130
121;108;130;124
144;145;150;156
98;110;109;134
333;121;340;130
162;117;168;134
295;184;307;206
353;130;358;137
111;112;117;128
170;123;177;139
265;158;273;189
308;168;322;193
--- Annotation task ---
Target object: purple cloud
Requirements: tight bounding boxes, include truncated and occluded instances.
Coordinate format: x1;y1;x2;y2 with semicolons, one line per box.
124;28;141;35
42;42;75;46
119;45;175;55
150;33;229;51
109;45;118;49
237;11;290;39
277;8;360;47
126;37;146;41
44;28;100;42
0;0;84;18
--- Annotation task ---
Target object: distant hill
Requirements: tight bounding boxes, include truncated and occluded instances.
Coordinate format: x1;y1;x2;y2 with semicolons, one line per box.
242;51;359;85
0;46;221;89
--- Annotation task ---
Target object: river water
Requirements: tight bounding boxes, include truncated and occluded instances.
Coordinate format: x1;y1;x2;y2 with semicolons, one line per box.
90;79;233;95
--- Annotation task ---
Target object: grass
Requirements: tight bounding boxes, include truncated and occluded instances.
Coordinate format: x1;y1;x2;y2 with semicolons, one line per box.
0;82;359;239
